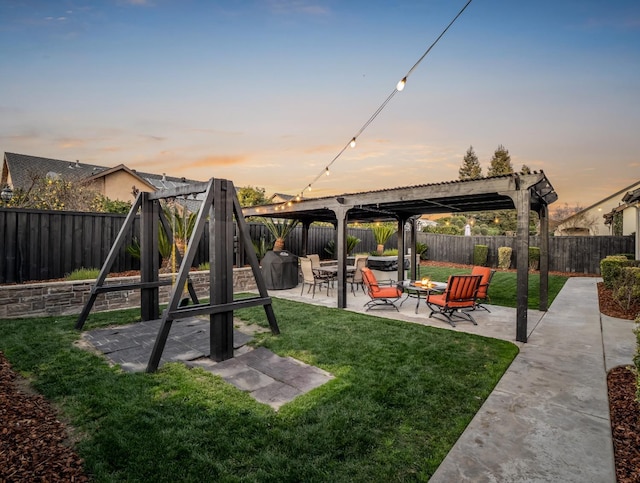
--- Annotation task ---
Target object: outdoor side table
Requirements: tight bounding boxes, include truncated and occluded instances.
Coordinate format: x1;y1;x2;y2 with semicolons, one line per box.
397;280;447;314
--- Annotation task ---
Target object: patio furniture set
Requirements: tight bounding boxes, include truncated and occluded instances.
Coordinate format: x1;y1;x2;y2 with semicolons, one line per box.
297;255;496;328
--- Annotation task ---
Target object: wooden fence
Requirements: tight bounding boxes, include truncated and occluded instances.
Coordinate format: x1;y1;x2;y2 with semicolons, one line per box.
0;208;634;283
419;233;634;274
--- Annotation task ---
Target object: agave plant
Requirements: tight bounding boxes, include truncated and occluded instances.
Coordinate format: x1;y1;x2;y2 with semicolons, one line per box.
259;217;299;251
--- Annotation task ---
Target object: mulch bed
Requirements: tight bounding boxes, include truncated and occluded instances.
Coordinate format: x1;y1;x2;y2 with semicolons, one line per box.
0;353;89;482
0;267;637;481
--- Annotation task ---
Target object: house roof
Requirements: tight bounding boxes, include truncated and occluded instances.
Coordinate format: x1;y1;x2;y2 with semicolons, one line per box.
3;152;108;189
558;179;640;225
3;153;204;209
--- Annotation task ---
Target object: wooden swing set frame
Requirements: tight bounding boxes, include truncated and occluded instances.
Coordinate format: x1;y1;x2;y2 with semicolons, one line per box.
75;178;279;372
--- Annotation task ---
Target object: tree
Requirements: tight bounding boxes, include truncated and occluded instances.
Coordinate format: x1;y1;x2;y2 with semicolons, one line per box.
487;145;513;176
520;164;532;174
550;203;583;222
237;186;267;207
458;146;482;180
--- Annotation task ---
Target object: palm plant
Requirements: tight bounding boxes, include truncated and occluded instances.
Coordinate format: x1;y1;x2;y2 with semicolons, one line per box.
259;217;299;251
324;235;361;257
371;224;396;255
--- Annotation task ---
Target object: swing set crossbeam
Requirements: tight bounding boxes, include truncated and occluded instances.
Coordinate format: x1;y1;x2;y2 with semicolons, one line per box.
147;182;211;200
165;296;272;319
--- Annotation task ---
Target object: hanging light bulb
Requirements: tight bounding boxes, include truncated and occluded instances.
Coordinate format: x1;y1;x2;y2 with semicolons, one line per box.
296;195;301;201
307;185;312;192
325;167;330;176
396;77;407;91
350;137;356;148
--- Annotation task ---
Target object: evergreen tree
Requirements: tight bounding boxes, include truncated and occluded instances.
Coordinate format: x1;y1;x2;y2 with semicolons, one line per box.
520;164;531;174
487;145;513;176
458;146;482;180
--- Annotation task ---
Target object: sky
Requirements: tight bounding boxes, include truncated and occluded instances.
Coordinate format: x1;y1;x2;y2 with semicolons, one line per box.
1;0;639;211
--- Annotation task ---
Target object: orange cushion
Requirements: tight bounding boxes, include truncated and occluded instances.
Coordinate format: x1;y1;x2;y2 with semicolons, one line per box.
372;287;401;298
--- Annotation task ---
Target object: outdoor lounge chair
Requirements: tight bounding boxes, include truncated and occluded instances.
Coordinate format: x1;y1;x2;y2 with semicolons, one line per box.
300;257;332;297
425;274;483;327
471;266;496;312
361;267;403;311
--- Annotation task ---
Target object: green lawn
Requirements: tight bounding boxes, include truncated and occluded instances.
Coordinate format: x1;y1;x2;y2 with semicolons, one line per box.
418;266;567;309
0;297;520;482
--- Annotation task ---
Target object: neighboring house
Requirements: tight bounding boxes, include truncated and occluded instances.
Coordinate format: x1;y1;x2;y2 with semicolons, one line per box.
554;180;640;236
1;152;203;206
604;187;640;259
269;193;298;204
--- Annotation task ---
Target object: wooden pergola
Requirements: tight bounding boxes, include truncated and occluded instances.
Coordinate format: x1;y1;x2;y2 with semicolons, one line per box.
243;172;557;343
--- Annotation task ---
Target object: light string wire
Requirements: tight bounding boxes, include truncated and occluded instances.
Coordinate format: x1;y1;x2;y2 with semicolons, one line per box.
291;0;474;203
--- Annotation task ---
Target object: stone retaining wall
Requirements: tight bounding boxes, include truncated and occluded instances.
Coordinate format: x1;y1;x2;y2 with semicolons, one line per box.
0;268;258;319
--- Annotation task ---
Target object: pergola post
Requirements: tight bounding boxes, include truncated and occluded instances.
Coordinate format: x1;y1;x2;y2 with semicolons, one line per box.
335;207;348;308
301;220;311;257
515;187;531;342
539;204;549;311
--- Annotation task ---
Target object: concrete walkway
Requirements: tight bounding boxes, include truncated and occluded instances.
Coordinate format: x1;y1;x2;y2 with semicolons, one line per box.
429;277;634;483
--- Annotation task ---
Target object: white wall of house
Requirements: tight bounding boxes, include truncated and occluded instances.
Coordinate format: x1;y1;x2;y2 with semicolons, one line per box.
623;207;637;236
555;180;640;236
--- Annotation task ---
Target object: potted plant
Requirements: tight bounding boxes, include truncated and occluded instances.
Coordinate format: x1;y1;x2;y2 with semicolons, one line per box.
259;218;299;251
371;224;396;255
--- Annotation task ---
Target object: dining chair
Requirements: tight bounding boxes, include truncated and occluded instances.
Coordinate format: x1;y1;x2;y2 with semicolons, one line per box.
347;255;368;295
299;257;331;297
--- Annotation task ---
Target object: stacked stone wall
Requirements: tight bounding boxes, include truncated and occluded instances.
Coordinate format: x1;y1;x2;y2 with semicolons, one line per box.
0;268;257;319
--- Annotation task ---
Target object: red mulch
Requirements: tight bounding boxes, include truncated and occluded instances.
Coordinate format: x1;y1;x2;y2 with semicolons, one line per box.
0;352;89;482
0;265;637;482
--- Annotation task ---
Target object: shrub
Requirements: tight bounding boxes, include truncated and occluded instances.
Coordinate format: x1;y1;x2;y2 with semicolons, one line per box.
415;242;429;260
614;267;640;312
601;255;632;289
473;245;489;266
497;247;512;269
528;247;540;270
65;267;100;281
635;316;640;401
197;262;210;271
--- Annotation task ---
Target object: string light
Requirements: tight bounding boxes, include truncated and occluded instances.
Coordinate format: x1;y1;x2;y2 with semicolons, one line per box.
325;167;330;176
292;0;474;200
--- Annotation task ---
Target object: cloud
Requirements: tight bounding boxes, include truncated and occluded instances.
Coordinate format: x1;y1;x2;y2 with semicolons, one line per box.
266;0;329;16
182;154;248;169
120;0;155;6
56;137;86;149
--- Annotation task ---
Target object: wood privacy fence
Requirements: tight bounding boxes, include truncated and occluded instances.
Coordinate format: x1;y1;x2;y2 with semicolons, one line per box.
0;208;634;283
419;233;634;274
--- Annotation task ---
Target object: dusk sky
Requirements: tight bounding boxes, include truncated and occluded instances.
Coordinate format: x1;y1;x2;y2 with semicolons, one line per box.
1;0;639;210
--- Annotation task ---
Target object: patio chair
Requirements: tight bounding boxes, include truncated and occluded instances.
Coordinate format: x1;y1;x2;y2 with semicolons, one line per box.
425;274;483;327
471;266;496;312
299;257;331;298
361;267;403;311
347;255;368;295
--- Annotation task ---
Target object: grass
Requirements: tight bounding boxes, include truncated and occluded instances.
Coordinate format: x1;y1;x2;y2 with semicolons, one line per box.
65;267;101;281
0;297;519;482
418;266;568;309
